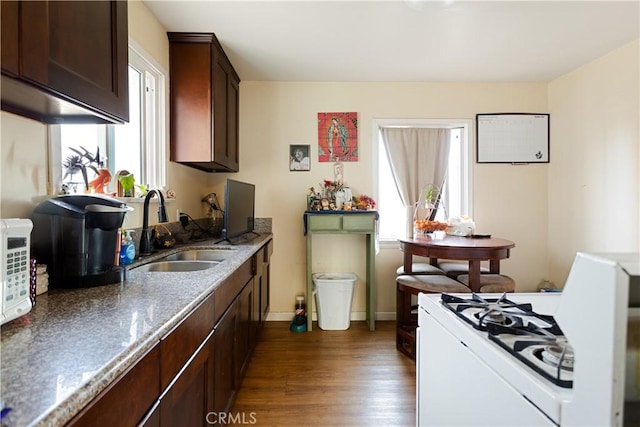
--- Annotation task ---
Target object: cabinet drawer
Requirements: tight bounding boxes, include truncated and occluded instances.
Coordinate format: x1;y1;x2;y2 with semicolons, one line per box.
308;215;342;231
343;214;376;231
213;258;253;325
67;344;160;427
160;293;215;389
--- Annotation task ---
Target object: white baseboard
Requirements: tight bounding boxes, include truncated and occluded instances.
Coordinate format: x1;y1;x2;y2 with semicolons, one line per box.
266;311;396;322
376;311;396;321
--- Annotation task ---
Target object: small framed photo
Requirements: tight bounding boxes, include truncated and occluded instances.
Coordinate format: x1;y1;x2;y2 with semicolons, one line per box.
290;144;310;171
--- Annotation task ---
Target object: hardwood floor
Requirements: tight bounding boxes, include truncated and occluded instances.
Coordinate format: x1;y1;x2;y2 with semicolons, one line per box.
231;321;416;426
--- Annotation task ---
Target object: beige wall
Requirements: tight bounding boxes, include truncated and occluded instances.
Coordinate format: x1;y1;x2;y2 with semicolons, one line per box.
238;81;549;318
126;0;215;227
547;40;640;285
0;114;48;215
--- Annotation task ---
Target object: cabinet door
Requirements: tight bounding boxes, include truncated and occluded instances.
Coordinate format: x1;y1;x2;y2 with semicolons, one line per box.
1;1;19;76
168;32;239;172
169;40;213;163
139;401;160;427
19;1;129;122
250;252;261;335
160;330;215;427
252;274;262;334
261;259;271;324
214;301;238;414
212;46;239;171
67;345;160;427
252;247;268;329
237;279;254;380
227;70;240;171
261;240;273;323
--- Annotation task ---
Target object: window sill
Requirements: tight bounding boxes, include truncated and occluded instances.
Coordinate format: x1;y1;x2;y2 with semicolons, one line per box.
378;238;402;250
116;197;176;205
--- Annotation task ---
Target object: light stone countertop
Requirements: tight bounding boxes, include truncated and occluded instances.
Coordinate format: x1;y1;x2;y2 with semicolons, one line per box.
0;233;273;427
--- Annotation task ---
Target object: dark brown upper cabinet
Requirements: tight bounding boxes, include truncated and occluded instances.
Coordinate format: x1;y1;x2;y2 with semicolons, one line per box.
168;33;240;173
1;1;129;124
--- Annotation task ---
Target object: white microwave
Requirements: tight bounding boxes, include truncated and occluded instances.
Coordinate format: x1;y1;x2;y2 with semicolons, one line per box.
1;218;33;325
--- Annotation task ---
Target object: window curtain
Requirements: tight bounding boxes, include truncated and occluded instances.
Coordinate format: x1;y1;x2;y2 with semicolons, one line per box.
380;127;451;237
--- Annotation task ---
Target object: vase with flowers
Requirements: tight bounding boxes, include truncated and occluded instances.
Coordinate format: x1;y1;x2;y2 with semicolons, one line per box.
413;184;447;234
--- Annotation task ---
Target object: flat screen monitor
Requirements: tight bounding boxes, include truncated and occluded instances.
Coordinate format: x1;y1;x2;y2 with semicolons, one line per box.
223;179;255;240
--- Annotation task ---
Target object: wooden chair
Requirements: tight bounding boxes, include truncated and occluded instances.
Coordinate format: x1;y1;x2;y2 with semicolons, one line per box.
396;274;470;360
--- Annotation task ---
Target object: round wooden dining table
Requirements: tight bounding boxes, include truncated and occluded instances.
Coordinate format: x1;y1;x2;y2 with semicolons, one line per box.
398;234;515;293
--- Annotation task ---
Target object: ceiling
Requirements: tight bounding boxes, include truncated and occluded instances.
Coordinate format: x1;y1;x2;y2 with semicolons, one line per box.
143;1;640;82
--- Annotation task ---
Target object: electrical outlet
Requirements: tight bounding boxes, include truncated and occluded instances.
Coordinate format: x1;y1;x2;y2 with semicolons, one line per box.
179;213;189;227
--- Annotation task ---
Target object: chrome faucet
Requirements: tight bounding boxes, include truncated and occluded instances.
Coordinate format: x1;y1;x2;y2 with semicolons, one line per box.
139;189;168;256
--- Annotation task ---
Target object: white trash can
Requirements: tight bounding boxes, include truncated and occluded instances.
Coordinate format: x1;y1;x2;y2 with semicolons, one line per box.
312;272;357;330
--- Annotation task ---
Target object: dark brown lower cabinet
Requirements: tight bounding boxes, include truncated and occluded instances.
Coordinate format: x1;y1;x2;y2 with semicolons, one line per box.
159;330;215;426
237;278;254;379
214;300;238;414
66;345;160;426
252;275;262;342
139;401;160;427
67;239;273;427
259;241;273;326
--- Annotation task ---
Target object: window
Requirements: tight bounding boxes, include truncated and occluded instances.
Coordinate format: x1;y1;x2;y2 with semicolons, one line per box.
373;119;472;242
49;41;166;196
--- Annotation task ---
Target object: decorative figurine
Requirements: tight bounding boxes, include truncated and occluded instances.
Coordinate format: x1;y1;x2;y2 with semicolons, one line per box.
88;169;111;193
60;183;72;195
334;161;344;183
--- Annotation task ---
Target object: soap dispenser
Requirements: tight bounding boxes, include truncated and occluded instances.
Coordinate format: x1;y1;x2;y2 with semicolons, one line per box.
120;230;136;266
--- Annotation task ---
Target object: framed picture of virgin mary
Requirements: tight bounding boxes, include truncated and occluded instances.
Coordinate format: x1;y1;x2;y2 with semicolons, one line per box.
317;112;358;162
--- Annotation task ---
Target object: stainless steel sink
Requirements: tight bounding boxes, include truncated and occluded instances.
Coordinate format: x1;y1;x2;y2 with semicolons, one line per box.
132;260;219;273
162;249;235;262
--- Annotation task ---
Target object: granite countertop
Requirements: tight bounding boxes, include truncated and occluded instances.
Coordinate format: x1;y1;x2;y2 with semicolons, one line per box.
0;233;273;427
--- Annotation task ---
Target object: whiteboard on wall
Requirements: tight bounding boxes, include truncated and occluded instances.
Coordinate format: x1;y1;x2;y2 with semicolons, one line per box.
476;113;550;163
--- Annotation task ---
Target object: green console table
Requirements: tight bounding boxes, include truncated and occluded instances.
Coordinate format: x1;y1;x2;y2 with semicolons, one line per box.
304;210;377;331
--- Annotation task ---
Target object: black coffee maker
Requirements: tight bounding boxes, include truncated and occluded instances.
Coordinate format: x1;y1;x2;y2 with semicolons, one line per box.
32;194;133;288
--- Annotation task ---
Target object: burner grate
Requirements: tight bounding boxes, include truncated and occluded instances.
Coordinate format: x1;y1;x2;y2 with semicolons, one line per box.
440;293;573;388
487;330;573;388
441;293;554;331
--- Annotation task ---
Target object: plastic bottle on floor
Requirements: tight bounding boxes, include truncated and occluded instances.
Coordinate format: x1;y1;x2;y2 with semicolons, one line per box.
290;295;307;333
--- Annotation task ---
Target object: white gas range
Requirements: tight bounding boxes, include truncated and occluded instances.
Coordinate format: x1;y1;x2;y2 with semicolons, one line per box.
417;252;640;426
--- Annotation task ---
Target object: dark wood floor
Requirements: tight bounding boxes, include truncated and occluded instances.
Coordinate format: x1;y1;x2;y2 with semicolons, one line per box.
231;321;416;426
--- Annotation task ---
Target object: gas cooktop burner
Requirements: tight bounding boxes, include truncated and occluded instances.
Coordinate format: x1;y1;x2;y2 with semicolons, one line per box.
486;319;573;387
492;334;574;388
473;301;523;327
441;293;556;331
539;344;574;371
441;293;573;388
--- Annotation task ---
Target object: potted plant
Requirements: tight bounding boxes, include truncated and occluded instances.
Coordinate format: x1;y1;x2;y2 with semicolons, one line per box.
117;173;136;197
